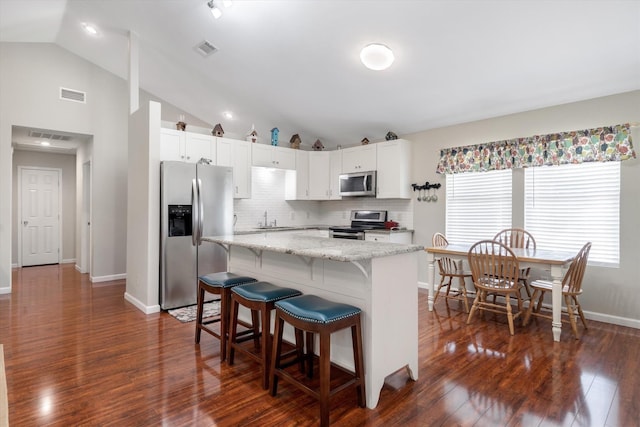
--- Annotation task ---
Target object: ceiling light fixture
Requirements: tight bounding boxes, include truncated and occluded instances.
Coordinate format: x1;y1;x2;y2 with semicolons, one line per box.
360;43;394;71
208;1;222;19
81;22;98;36
40;141;51;147
223;111;233;119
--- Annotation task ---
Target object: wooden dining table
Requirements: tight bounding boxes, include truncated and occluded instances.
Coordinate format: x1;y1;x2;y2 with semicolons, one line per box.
425;243;577;341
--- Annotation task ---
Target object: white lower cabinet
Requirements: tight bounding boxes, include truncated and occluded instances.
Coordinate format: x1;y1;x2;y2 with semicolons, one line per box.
216;137;251;199
364;231;413;244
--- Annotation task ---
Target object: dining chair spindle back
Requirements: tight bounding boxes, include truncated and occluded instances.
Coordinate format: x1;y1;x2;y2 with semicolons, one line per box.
467;240;524;335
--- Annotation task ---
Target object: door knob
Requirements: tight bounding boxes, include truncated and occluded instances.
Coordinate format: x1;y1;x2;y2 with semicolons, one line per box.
23;220;28;226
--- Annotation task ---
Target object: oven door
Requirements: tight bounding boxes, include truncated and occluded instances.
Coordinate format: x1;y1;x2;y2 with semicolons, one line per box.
329;230;365;240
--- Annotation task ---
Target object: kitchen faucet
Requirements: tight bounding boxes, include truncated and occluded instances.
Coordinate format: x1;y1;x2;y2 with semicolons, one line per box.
264;210;268;227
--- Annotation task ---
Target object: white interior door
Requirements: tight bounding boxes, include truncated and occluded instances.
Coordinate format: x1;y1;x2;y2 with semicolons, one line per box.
20;167;61;266
80;161;91;274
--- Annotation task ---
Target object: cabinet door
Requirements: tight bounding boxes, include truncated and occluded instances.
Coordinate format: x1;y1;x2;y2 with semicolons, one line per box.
185;133;214;164
364;233;390;242
251;144;273;167
273;146;296;169
216;137;251;199
232;140;252;199
329;151;342;200
376;139;411;199
341;144;377;173
160;128;185;161
308;151;330;200
295;150;310;199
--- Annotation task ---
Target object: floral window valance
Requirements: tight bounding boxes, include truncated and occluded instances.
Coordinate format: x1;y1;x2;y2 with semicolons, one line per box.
436;123;636;174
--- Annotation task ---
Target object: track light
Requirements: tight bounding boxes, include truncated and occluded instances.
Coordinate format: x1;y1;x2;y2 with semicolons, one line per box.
208;0;222;19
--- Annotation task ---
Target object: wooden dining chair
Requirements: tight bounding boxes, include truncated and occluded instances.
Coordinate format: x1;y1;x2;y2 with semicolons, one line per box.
432;233;472;313
466;240;525;335
523;242;592;339
494;228;536;298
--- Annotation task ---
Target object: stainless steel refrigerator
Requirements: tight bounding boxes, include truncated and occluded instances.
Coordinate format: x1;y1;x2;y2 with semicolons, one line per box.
160;161;234;310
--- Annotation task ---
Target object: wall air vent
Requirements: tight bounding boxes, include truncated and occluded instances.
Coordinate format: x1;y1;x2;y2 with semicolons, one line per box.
29;130;72;141
60;87;86;103
195;40;218;57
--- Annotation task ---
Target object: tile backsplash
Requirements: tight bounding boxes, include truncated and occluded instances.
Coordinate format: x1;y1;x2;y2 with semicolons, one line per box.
233;167;413;230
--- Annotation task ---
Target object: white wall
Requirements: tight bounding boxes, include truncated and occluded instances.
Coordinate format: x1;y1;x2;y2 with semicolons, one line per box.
233;167;414;231
11;150;76;264
0;42;130;288
408;90;640;326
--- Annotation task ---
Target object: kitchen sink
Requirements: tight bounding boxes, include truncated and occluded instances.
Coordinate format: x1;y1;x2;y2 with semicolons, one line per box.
256;226;295;230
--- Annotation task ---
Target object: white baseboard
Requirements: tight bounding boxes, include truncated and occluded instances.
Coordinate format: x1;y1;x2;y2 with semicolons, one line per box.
417;281;640;330
0;287;10;295
124;292;161;314
10;263;17;269
91;273;126;283
62;258;76;264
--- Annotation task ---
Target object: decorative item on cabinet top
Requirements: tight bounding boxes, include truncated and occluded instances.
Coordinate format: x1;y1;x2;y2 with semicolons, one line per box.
411;181;441;203
212;123;224;137
246;124;258;143
270;127;279;146
176;114;186;131
361;137;370;145
385;131;398;141
290;134;302;149
312;139;324;151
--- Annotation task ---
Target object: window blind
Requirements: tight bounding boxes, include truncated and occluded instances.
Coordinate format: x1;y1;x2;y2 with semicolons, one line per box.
445;170;512;245
524;162;620;267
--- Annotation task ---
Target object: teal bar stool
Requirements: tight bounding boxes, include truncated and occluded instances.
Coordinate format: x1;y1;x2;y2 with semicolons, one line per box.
270;294;365;427
228;281;303;389
195;272;257;362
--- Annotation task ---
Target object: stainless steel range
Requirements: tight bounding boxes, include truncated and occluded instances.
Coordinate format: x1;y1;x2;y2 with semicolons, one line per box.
329;210;387;240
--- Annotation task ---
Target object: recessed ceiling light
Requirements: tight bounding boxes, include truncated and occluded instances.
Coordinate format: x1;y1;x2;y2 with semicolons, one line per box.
223;111;233;119
360;43;394;71
82;22;98;36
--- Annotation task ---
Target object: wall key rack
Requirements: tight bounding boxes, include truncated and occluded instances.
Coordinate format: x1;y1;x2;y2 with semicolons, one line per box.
411;182;441;202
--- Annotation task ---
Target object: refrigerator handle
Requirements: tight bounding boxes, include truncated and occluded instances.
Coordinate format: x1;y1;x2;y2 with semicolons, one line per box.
191;178;199;246
197;178;204;246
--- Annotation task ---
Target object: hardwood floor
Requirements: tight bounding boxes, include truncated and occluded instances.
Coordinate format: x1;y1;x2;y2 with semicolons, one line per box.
2;264;639;426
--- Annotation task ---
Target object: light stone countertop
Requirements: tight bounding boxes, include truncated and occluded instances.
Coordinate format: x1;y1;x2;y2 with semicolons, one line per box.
202;233;424;262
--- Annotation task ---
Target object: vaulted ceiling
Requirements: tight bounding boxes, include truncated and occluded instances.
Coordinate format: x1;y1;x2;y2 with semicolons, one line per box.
1;0;639;149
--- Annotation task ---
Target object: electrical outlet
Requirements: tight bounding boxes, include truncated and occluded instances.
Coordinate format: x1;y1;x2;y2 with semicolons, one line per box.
290;211;295;220
306;211;310;219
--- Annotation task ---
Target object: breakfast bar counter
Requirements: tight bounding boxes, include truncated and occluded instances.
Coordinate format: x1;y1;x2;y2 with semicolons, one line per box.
202;233;423;408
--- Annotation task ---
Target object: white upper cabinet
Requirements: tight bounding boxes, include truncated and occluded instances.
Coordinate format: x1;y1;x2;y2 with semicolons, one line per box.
160;128;214;163
252;144;296;169
308;151;331;200
285;150;310;200
376;139;412;199
329;151;342;200
216;137;251;199
341;144;377;173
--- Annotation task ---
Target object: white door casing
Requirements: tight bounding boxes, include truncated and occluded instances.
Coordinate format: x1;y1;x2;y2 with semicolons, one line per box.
19;167;61;266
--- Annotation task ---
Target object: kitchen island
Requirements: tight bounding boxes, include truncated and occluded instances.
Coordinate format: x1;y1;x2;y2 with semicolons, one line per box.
202;233;423;409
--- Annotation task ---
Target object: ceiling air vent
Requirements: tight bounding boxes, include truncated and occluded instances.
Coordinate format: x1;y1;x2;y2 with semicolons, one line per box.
195;40;218;57
60;87;86;103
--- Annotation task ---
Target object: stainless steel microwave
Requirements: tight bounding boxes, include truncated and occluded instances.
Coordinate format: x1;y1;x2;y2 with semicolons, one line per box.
338;171;376;197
